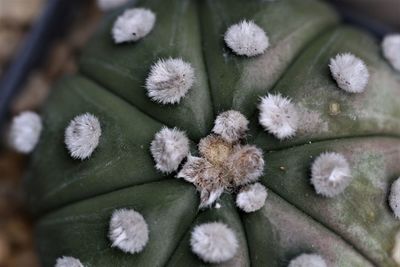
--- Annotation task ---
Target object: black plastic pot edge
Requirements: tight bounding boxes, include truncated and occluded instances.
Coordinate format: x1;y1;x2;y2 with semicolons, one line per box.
0;0;81;130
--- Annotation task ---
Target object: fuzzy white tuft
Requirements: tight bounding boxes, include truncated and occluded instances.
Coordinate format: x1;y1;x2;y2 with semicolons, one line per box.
55;256;84;267
177;155;214;184
389;177;400;219
288;253;327;267
311;152;352;197
258;94;299;139
8;111;42;154
212;110;249;143
145;58;195;104
177;155;224;208
109;209;149;254
64;113;101;160
329;53;369;93
200;187;224;209
227;145;264;186
236;183;267;213
150;126;189;173
190;222;238;263
112;8;156;43
97;0;129;11
224;20;269;57
382;34;400;72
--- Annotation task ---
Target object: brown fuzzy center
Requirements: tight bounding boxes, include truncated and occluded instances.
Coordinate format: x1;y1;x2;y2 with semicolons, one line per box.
199;135;233;166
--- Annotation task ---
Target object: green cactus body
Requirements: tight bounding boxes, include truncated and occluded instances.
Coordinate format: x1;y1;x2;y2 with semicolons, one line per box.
26;0;400;266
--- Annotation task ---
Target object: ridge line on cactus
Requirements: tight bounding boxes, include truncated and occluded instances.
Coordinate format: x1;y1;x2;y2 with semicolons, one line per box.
194;0;216;118
37;175;173;217
254;186;377;266
254;131;400;153
164;208;201;265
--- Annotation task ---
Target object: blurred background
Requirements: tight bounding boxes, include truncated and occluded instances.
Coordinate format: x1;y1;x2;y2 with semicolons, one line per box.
0;0;398;266
0;0;101;266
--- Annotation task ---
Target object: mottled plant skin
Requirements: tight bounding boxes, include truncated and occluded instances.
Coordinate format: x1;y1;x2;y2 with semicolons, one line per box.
27;0;400;266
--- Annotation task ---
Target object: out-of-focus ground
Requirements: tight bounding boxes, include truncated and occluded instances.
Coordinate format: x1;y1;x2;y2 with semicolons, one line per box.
330;0;400;30
0;0;398;266
0;0;101;266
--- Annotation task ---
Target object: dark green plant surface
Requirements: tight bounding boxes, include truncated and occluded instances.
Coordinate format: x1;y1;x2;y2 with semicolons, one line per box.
27;0;400;266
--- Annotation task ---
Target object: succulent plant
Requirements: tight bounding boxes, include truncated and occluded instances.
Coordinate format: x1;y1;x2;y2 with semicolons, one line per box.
21;0;400;266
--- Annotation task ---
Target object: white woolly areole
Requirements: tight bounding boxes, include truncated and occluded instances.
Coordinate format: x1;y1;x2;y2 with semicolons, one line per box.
150;127;189;173
311;152;352;197
236;183;267;213
8;111;42;154
177;155;224;208
109;209;149;254
288;253;327;267
227;145;264;185
145;58;195;104
258;94;299;139
190;222;238;263
382;34;400;72
55;256;84;267
97;0;129;11
224;20;269;57
64;113;101;160
112;8;156;43
389;177;400;218
329;53;369;93
212;110;249;143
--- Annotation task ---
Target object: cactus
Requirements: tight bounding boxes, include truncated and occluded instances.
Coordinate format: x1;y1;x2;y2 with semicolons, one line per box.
24;0;400;266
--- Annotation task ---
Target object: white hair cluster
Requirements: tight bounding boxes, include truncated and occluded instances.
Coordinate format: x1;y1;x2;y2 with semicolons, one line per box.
55;256;84;267
150;127;189;173
389;177;400;218
97;0;129;11
190;222;238;263
8;111;42;154
109;209;149;254
258;94;299;140
224;20;269;57
288;253;327;267
64;113;101;160
236;183;267;213
212;110;249;143
177;155;224;208
200;187;225;209
177;155;214;184
382;34;400;72
112;8;156;44
311;152;352;197
329;53;369;93
227;145;264;186
145;58;195;104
